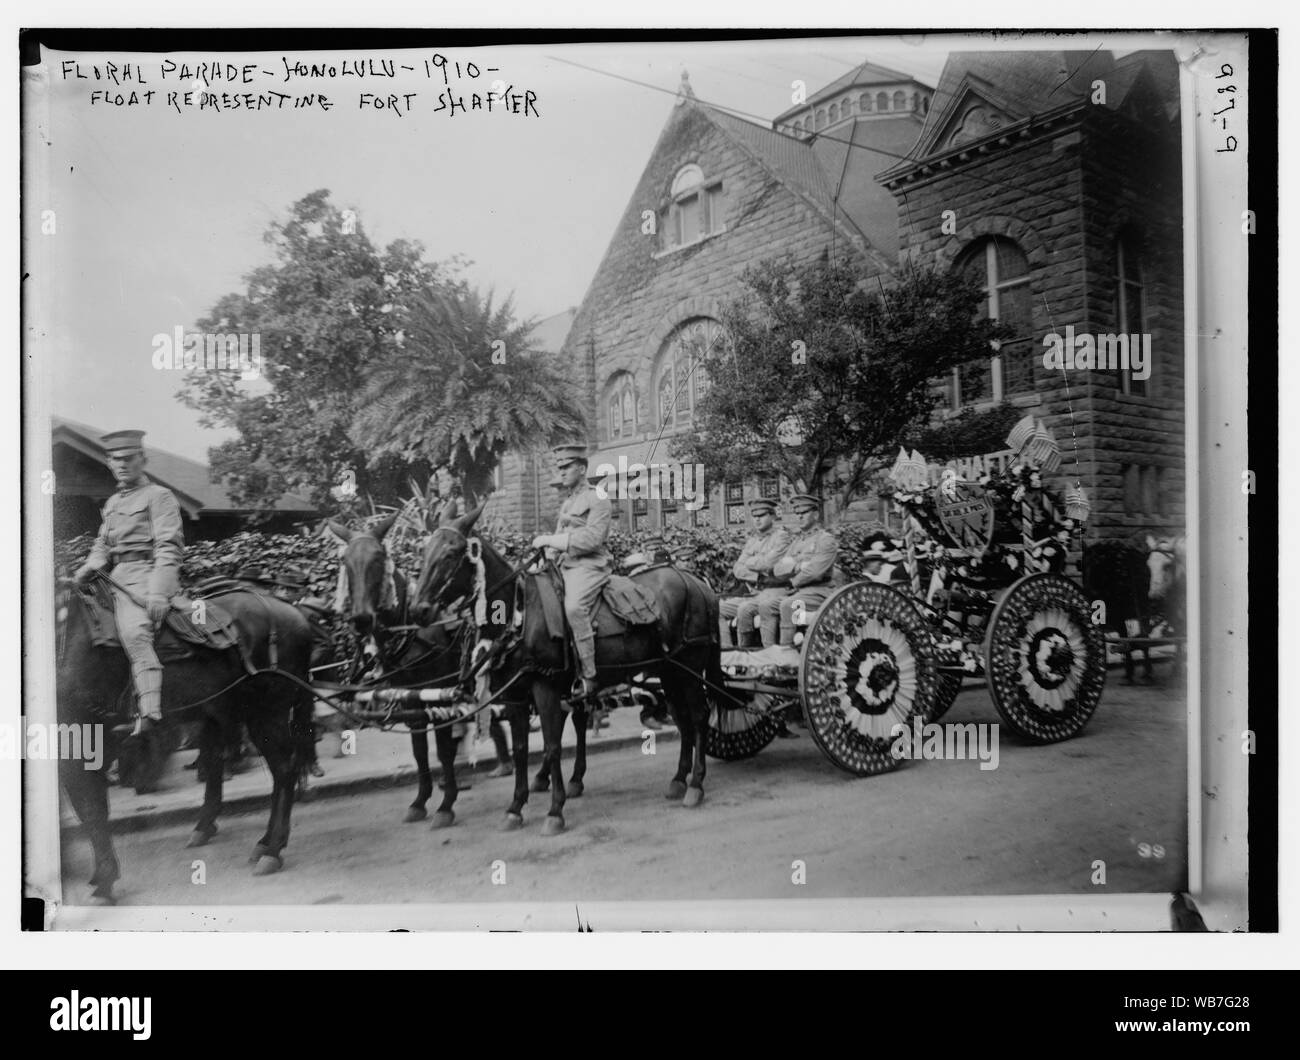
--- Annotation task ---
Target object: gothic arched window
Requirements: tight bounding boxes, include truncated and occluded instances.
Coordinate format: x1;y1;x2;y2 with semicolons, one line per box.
654;317;727;428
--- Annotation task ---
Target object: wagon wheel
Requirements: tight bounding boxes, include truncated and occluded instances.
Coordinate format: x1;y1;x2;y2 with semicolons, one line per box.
923;671;964;723
799;582;941;776
705;691;783;760
985;573;1106;743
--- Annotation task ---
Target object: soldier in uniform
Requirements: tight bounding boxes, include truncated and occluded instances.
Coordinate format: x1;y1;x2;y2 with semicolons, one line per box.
756;493;839;648
531;443;612;699
718;497;793;648
74;430;185;739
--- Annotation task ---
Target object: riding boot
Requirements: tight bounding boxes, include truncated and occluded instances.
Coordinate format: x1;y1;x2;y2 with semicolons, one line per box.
571;635;599;702
737;628;758;649
488;717;513;777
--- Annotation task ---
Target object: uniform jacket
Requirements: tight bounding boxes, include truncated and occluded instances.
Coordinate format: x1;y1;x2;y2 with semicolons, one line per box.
773;524;838;589
733;525;793;583
553;483;613;571
86;480;185;598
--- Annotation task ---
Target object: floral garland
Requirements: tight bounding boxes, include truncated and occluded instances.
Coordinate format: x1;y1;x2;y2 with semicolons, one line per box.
881;459;1089;581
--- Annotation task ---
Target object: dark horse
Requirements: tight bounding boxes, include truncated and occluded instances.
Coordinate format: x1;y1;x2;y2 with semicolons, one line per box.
330;511;476;827
412;502;720;834
56;576;315;903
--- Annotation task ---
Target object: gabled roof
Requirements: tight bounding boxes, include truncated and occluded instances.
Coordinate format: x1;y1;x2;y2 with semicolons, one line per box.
700;106;897;270
774;59;929;123
52;415;317;517
882;49;1176;177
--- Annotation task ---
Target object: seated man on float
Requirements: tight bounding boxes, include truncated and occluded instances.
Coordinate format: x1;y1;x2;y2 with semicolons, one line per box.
718;497;793;648
756;493;839;649
861;531;911;586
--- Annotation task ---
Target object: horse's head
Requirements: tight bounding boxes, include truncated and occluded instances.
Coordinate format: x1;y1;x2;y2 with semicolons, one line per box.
330;513;399;635
1144;533;1186;603
412;500;486;625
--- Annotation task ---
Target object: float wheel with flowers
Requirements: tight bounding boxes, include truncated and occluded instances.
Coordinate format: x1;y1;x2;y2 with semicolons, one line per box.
798;581;942;776
984;572;1107;743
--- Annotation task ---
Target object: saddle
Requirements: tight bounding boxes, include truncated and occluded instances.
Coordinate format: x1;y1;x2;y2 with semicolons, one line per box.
80;582;242;663
530;569;660;641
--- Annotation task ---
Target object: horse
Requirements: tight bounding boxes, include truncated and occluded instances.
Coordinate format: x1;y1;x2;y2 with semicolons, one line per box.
331;511;490;827
1081;534;1186;683
411;501;719;835
55;575;315;903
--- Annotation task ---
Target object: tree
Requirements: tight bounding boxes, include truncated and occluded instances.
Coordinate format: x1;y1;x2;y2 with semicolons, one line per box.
671;255;1008;514
350;284;585;506
177;190;459;516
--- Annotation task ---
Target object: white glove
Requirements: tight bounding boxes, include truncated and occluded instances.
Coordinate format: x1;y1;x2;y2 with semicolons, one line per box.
532;535;557;550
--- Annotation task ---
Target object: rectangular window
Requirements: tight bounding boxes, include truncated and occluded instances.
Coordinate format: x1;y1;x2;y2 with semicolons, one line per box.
1117;239;1148;397
725;481;744;503
760;476;780;500
726;504;747;526
677;194;701;245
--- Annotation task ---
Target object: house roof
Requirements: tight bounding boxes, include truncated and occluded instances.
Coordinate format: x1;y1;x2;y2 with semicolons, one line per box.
892;49;1176;172
530;306;577;355
774;59;929;123
52;415;318;517
701;105;903;265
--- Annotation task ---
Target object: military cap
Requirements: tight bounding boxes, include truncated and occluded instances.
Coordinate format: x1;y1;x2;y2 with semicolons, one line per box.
100;429;146;454
789;493;821;513
747;497;778;516
552;443;589;469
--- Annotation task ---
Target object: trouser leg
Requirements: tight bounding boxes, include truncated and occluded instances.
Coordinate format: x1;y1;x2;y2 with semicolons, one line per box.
779;585;834;646
113;565;164;720
718;596;741;648
563;568;608;679
735;594;768;648
757;593;782;647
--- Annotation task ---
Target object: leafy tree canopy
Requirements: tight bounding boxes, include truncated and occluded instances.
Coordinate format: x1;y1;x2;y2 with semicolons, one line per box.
672;255;1008;513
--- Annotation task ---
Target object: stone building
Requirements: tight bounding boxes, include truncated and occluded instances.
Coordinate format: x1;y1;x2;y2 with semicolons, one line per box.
493;49;1183;545
878;49;1184;541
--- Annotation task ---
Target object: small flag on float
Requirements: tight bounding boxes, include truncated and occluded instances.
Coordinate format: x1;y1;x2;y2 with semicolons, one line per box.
1023;419;1062;472
1006;414;1037;455
1064;484;1091;522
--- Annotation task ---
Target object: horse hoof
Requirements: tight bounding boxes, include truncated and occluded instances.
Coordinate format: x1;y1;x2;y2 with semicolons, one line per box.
186;827;216;848
682;786;705;808
542;816;566;836
248;843;270;865
566;781;584;799
432;810;455;829
89;892;116;907
666;780;687;800
531;778;550;793
252;855;284;876
502;813;524;831
403;806;428;823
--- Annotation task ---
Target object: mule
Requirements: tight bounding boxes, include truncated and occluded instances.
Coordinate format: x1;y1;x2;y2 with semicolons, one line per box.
56;576;315;903
331;511;490;827
411;503;719;835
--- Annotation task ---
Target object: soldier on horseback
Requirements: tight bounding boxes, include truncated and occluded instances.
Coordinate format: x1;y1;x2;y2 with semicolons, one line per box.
531;443;611;700
73;430;184;740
